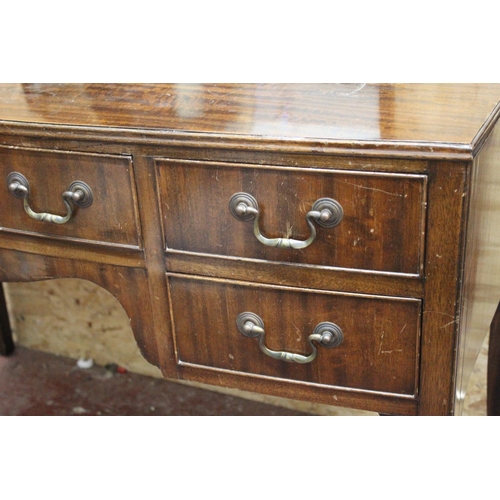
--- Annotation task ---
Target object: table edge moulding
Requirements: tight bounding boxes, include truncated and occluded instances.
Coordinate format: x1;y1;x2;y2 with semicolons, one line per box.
1;83;500;416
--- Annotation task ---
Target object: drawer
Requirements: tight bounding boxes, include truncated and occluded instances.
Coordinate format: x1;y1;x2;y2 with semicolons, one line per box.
169;276;421;396
0;147;141;248
157;159;427;275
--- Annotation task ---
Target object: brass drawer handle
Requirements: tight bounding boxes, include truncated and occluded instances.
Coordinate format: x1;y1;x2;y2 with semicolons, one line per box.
229;192;343;249
236;312;343;364
7;172;93;224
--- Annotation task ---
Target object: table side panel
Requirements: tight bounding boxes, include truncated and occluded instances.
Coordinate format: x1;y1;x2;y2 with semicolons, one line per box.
419;161;469;415
455;121;500;414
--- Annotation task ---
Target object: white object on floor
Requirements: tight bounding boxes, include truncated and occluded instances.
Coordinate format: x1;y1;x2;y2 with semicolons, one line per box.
76;357;94;369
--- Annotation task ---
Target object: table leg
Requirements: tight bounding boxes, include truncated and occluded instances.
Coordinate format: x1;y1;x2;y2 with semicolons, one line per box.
0;283;14;356
487;301;500;415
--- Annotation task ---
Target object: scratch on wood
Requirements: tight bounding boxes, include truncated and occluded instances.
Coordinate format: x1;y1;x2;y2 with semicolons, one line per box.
337;179;403;197
291;321;301;336
441;317;459;329
337;83;366;96
378;332;385;355
423;311;455;319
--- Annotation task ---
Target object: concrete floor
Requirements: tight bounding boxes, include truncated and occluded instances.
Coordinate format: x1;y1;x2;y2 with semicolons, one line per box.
0;340;488;416
0;347;312;416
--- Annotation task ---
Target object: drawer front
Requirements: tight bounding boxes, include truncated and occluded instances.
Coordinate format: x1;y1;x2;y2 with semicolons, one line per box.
157;159;427;275
169;276;421;396
0;147;141;247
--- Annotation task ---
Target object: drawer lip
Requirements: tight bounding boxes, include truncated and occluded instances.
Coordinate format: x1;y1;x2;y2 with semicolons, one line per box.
0;230;145;268
166;248;423;279
157;159;428;276
167;271;422;303
166;252;425;298
177;362;419;415
178;360;419;400
0;226;142;252
155;157;430;177
0;143;133;161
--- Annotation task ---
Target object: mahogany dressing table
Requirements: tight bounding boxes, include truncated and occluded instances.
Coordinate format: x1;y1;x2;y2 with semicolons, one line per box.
1;83;500;416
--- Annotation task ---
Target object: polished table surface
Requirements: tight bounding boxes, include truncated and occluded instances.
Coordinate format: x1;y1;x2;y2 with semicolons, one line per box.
0;83;499;158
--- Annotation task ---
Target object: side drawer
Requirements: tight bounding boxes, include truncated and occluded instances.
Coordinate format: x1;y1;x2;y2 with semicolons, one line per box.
0;146;141;248
169;275;421;397
157;159;427;275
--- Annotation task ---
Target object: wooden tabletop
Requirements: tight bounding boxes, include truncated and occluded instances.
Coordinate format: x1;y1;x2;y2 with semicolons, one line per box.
1;83;499;159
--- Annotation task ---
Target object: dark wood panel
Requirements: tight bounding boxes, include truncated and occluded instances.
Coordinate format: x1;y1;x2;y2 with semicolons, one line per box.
0;146;141;247
0;230;144;268
132;156;176;378
165;251;424;297
178;363;418;415
0;123;481;161
0;133;429;173
456;112;500;414
0;84;499;159
169;275;421;396
419;161;469;415
157;160;426;275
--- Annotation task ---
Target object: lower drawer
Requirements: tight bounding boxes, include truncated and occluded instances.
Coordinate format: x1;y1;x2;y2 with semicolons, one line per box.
168;276;421;396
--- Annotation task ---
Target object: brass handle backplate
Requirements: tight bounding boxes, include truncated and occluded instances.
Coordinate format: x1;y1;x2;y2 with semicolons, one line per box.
7;172;93;224
236;312;343;364
229;192;343;249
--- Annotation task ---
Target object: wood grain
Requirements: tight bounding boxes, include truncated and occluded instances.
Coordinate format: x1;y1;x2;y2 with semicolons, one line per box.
419;161;469;415
165;251;424;297
455;112;500;414
157;159;427;275
168;275;421;396
1;84;500;416
132;156;176;377
0;230;144;267
0;84;499;159
0;145;141;248
178;362;419;415
0;249;161;368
